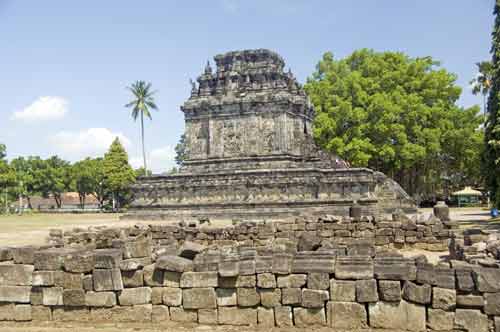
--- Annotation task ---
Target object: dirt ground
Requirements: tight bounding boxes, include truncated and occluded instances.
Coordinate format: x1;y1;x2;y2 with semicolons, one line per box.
0;208;496;247
0;321;394;332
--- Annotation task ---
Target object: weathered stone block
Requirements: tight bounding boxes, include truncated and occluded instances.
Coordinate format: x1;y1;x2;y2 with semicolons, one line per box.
64;251;95;273
31;305;51;321
58;271;83;289
180;271;218;288
291;252;335;274
32;271;54;286
307;272;329;290
368;300;425;331
90;304;151;322
152;305;169;323
198;308;217;325
0;303;15;321
93;268;123;291
218;256;239;277
257;307;274;326
216;288;237;306
282;288;301;305
34;249;68;270
183;287;217;309
427;308;454;331
456;269;475;292
122;269;144;288
119;257;151;271
52;307;90;322
293;308;326;327
42;287;63;306
378;280;401;302
454;309;488;332
63;289;86;306
0;286;31;303
118;287;152;305
178;241;205;260
151;287;163;304
237;287;260;307
402;281;431;304
94;249;122;269
277;274;307;288
162;287;182;306
356;279;378;302
302;289;329;308
330;279;356;302
374;256;416;280
13;304;31;321
484;292;500;315
121;239;152;259
0;264;34;286
274;306;293;327
85;291;116;307
259;288;281;308
335;256;373;280
14;246;37;265
169;307;197;323
473;268;500;292
163;271;181;287
255;255;273;273
417;264;455;289
156;255;193;272
456;294;484;308
257;273;276;288
327;301;367;329
143;264;164;286
218;307;257;325
432;287;456;311
30;287;43;305
272;253;292;275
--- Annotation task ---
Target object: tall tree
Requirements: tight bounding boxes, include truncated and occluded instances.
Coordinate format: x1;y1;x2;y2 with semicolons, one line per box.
470;61;493;117
0;144;16;213
45;156;73;208
125;81;158;172
305;49;483;198
485;1;500;208
103;138;136;210
175;134;187;167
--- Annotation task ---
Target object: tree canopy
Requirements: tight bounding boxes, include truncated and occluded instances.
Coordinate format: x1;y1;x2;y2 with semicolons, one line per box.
103;138;136;208
305;49;483;198
485;2;500;208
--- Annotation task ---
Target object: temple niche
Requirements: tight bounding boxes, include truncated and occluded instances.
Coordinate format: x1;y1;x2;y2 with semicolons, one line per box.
126;49;415;221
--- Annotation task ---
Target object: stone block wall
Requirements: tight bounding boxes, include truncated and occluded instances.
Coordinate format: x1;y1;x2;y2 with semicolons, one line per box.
0;240;499;331
48;214;456;252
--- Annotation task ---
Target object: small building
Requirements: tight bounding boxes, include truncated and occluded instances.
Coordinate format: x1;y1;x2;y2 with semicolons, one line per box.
451;187;483;207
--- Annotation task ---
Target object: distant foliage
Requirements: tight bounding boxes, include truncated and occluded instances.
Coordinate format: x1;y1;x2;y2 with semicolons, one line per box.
305;49;483;198
175;134;187;166
485;2;500;208
103;138;136;209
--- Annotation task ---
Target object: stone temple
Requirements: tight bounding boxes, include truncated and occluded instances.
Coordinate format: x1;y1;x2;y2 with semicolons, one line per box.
127;49;415;220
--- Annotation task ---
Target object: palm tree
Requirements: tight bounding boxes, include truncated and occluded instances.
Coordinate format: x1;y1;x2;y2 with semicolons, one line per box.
470;61;493;118
125;81;158;172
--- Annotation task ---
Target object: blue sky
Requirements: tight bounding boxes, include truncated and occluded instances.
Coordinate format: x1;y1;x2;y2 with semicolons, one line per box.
0;0;495;172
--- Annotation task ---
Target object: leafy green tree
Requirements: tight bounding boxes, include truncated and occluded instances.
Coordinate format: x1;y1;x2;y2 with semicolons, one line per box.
470;61;493;117
44;156;73;208
73;158;106;209
175;134;187;167
305;49;483;198
103;138;136;210
485;1;500;208
0;144;16;213
125;81;158;172
135;167;152;177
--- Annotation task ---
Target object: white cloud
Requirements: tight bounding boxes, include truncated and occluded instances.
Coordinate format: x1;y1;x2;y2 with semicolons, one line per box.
12;96;68;122
131;145;176;174
49;128;131;160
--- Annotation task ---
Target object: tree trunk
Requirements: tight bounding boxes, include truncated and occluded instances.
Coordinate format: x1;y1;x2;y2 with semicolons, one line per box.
141;111;147;172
